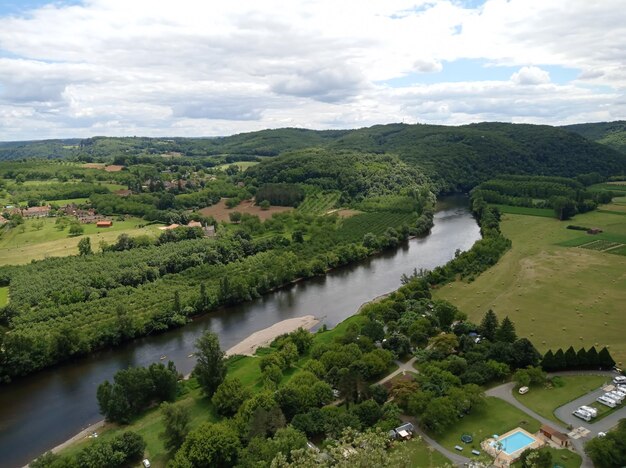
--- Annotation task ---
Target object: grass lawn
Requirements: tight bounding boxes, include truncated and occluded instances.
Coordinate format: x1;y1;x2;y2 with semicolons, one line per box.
0;217;163;265
434;201;626;366
492;204;555;218
511;447;581;468
0;286;8;306
514;375;607;424
217;161;259;171
589;400;624;422
431;397;541;457
47;197;89;206
403;437;452;467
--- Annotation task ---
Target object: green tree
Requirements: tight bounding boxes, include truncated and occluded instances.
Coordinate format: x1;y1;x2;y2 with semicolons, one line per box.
513;369;530;388
211;378;251;416
479;309;499;341
519;448;552;468
552;348;566;370
171;422;241;468
68;222;84;237
78;236;92;255
229;211;242;222
421;396;458;433
576;347;589;369
586;346;599;368
564;346;579;369
280;342;299;369
495;316;517;342
291;230;304;243
259;200;271;210
598;347;616;369
160;402;190;452
541;350;556;371
193;331;226;397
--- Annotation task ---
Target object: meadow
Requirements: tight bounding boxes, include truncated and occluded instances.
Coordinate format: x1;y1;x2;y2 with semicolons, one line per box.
0;216;162;265
434;202;626;366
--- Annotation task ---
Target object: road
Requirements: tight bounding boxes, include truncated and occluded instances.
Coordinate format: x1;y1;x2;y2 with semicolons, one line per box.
375;357;418;385
486;372;623;468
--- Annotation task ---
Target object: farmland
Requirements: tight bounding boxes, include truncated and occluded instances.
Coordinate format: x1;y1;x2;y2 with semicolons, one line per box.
434;200;626;365
0;216;162;265
335;211;417;242
297;191;340;215
199;198;293;221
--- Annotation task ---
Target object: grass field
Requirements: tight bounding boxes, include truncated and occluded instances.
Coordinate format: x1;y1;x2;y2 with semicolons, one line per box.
403;437;452;467
511;447;581;468
199;198;293;222
514;375;607;425
0;217;163;265
492;204;555;218
431;397;541;457
0;286;8;306
434;203;626;366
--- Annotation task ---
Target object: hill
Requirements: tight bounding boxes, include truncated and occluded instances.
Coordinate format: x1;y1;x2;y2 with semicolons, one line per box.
2;123;626;191
563;121;626;155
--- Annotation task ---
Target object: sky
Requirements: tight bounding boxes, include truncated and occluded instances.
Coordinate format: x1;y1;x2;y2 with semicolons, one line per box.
0;0;624;140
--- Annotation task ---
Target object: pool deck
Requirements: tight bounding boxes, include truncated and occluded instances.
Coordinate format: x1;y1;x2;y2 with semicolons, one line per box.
481;427;544;467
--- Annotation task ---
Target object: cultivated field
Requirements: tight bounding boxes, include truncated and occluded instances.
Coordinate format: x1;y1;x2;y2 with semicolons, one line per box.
0;217;162;265
297;192;340;215
434;204;626;366
199;198;293;221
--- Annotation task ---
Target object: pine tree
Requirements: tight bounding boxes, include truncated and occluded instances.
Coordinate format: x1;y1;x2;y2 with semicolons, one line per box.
553;349;566;371
598;347;616;370
576;348;588;369
586;347;599;369
564;346;578;369
479;309;499;342
495;316;517;343
541;350;556;371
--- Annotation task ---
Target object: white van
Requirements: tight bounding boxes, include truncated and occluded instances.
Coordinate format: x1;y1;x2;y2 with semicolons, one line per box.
518;386;529;395
597;395;617;408
613;376;626;385
579;406;598;417
573;409;592;421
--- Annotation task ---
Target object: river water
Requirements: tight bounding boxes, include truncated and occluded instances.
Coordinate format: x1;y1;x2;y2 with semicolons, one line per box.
0;196;480;467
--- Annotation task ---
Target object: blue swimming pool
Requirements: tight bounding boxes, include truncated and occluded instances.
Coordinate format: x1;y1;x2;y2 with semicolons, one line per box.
493;431;535;455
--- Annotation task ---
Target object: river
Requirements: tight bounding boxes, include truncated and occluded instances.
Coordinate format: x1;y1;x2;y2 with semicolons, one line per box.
0;195;480;467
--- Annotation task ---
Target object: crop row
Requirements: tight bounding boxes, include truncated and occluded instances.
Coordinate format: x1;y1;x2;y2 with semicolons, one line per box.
297;192;340;215
334;211;417;242
579;240;623;251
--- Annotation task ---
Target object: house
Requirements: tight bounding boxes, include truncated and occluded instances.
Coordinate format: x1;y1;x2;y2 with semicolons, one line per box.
204;225;216;237
114;189;133;197
158;223;180;231
96;220;113;228
389;422;415;440
22;205;51;218
187;221;202;228
539;424;569;447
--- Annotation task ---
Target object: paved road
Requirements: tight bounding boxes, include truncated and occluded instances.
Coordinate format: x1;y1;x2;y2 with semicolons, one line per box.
376;357;418;385
486;372;622;468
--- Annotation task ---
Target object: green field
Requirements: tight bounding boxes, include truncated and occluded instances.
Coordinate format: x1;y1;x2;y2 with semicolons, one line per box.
492;204;555;218
431;397;541;457
0;217;163;265
403;437;452;467
434;203;626;367
0;286;8;306
335;211;417;241
297;192;340;215
514;375;607;425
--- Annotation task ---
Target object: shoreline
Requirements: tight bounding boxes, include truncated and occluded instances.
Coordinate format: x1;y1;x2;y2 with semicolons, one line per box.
40;315;320;465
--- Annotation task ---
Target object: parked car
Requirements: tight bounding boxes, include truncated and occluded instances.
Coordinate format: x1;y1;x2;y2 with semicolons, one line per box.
142;460;151;468
597;395;617;408
579;406;598;417
573;409;592;421
518;386;529;395
598;432;607;438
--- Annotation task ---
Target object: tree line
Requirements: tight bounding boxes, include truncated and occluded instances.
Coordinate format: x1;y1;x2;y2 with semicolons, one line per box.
541;346;615;372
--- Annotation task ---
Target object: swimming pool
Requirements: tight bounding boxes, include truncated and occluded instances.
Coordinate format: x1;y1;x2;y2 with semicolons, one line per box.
493;430;535;455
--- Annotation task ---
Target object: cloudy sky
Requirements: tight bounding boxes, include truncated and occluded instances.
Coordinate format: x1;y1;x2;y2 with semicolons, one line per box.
0;0;624;140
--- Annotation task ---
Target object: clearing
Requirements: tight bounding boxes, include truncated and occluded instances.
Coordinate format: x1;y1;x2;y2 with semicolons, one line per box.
0;217;163;265
403;437;451;467
199;198;293;222
434;202;626;366
514;375;607;425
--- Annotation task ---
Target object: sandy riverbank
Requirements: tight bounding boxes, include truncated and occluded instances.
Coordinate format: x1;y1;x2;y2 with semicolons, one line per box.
225;315;318;356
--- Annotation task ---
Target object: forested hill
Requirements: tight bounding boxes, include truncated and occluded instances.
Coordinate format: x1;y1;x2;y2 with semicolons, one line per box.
562;121;626;155
2;122;626;191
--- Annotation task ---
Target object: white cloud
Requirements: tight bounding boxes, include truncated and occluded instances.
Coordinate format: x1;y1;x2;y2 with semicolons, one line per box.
0;0;623;140
510;66;551;86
